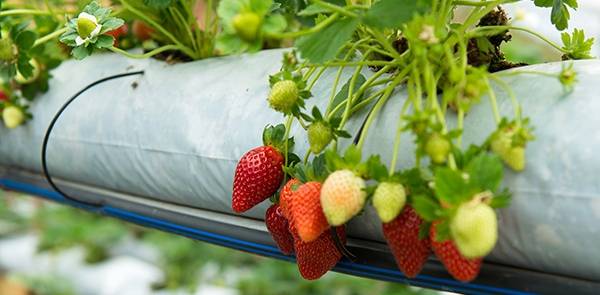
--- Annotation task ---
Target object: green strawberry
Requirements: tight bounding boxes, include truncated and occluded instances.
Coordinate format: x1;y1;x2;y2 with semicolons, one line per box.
268;80;299;114
77;16;98;39
490;127;526;171
425;133;450;164
307;121;333;154
502;146;524;171
372;182;406;223
233;12;262;42
0;38;16;61
320;170;367;226
2;105;25;129
450;201;498;259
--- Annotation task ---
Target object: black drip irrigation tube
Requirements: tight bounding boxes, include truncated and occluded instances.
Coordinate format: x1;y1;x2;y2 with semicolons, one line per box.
41;71;145;207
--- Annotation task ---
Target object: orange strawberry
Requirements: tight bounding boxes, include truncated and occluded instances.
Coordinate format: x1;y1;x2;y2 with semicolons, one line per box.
430;222;482;282
293;226;345;280
287;182;329;242
279;178;301;219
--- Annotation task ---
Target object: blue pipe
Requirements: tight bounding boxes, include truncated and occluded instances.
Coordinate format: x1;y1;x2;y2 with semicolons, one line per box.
1;178;532;295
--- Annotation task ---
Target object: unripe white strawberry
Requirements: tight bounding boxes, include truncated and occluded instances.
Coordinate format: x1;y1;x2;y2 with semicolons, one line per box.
320;170;366;226
450;201;498;259
268;80;299;114
232;12;261;42
2;106;25;129
372;182;406;223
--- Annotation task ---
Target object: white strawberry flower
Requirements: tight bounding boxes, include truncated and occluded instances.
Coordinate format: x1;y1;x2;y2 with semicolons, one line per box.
75;12;102;46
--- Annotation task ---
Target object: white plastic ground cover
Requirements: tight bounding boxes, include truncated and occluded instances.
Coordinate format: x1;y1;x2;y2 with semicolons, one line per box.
1;49;599;282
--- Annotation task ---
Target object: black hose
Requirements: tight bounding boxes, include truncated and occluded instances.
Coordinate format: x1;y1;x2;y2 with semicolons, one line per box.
41;71;145;207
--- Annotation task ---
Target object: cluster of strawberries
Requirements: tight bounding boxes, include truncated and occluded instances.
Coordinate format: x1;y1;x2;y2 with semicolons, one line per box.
233;145;347;280
231;128;493;282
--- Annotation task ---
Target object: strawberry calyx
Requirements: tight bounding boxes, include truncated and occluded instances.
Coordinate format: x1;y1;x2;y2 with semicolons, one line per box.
261;123;294;155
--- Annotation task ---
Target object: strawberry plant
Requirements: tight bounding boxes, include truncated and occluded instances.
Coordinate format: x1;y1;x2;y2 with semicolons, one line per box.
227;0;595;282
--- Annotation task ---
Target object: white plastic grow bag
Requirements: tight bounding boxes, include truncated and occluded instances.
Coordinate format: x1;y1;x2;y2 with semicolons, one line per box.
1;49;599;284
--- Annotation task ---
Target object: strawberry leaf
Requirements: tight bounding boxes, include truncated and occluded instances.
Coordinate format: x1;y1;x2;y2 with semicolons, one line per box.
412;194;440;222
434;167;478;206
466;153;503;192
362;0;432;29
329;74;366;119
296;17;359;63
489;189;512;209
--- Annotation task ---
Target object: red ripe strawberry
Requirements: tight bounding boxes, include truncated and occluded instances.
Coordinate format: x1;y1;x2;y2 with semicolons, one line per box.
132;20;154;41
232;145;284;213
106;24;129;46
279;178;301;219
287;182;329;242
293;226;345;280
265;204;294;255
0;90;8;102
430;222;482;282
382;206;431;278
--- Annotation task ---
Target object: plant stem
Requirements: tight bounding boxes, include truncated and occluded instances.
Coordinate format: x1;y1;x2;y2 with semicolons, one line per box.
268;13;340;39
453;0;518;6
484;77;501;124
120;0;197;59
33;27;67;47
457;108;464;147
389;99;411;175
109;45;180;59
0;9;52;17
468;25;566;53
356;73;405;150
311;0;358;18
283;116;294;168
489;74;520;122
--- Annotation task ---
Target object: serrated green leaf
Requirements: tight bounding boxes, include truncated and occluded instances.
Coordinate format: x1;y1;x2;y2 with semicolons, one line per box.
551;1;570;31
329;74;366;118
366;156;388;181
362;0;432;29
71;45;91;60
217;0;245;30
143;0;173;9
466;153;503;192
16;55;34;79
434;168;477;206
344;145;362;166
100;18;125;33
15;31;37;51
298;4;331;16
412;195;440;222
295;17;359;63
534;0;553;7
263;14;287;34
489;189;511;208
250;0;274;15
216;33;247;54
95;35;114;48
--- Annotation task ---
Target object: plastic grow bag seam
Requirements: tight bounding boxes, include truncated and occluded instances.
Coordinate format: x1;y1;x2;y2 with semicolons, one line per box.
0;177;532;295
